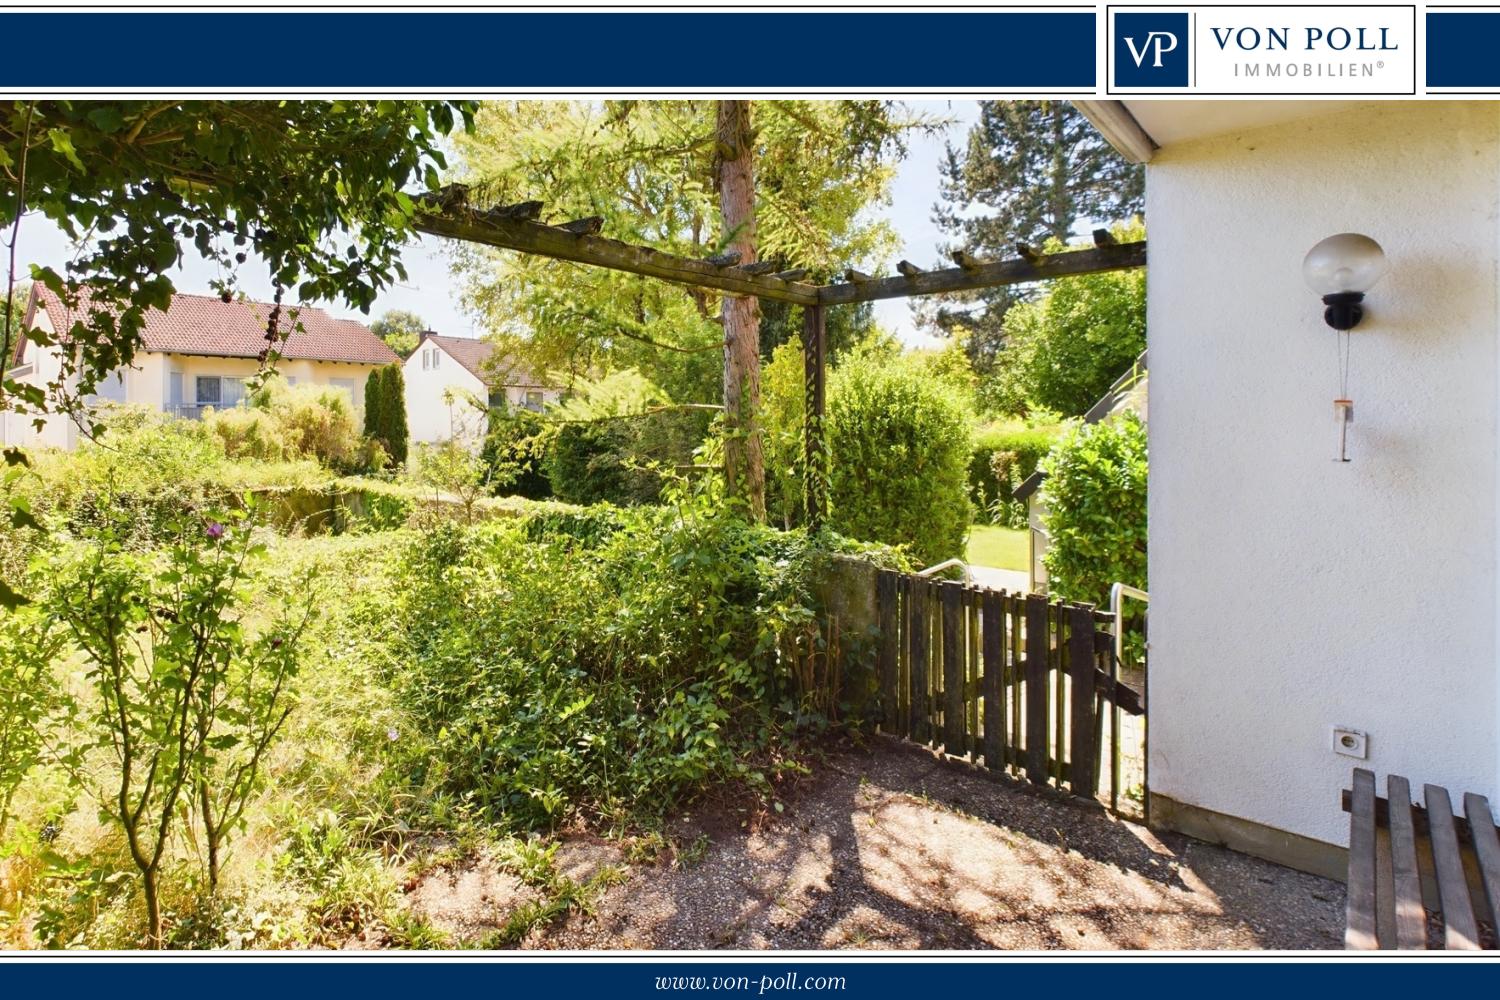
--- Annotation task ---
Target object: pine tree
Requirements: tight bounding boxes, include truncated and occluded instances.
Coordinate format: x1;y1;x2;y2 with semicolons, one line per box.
381;364;409;468
929;101;1144;375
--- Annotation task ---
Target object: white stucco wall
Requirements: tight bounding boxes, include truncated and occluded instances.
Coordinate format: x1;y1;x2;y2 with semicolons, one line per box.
403;343;488;447
1147;102;1500;846
2;318;72;449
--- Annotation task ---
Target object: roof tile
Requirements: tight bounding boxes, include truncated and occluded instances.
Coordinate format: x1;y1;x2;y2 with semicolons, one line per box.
26;285;398;367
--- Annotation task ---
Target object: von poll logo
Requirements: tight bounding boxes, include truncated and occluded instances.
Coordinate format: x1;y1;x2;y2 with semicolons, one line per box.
1109;6;1417;95
1114;12;1190;87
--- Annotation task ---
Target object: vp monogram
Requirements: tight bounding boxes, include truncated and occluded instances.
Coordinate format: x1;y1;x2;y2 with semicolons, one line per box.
1125;30;1180;68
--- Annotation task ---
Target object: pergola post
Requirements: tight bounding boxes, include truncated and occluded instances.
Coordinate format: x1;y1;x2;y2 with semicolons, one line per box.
802;303;828;531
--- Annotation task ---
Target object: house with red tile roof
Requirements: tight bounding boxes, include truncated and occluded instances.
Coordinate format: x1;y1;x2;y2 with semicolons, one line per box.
404;331;561;448
2;285;398;449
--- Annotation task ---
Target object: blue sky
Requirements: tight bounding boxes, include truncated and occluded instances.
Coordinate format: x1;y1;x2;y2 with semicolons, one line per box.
11;100;979;349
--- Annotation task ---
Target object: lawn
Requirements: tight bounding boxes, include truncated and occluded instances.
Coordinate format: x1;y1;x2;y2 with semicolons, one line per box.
965;524;1029;571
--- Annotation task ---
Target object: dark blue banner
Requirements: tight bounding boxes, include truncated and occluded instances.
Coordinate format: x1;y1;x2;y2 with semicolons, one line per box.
0;960;1496;992
0;12;1096;90
1427;11;1500;89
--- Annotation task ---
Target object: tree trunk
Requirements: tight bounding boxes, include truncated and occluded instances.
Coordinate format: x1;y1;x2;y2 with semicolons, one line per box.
1048;102;1072;242
715;100;766;521
143;866;162;948
200;781;221;893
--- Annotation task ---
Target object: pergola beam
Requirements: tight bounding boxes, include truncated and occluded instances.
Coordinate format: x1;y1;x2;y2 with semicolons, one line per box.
814;242;1147;306
412;194;1146;311
414;208;822;306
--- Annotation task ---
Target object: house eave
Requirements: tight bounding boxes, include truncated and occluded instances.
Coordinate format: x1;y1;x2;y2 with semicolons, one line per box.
1075;100;1158;164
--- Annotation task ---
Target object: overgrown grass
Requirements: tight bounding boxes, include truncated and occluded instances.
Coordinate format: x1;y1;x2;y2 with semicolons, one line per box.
0;462;897;949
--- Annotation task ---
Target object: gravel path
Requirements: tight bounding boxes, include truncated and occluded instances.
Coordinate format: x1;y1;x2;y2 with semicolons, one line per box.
526;736;1345;950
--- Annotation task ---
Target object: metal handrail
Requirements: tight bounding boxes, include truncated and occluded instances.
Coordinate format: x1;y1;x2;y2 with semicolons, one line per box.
917;558;970;584
1108;582;1149;816
1108;582;1149;667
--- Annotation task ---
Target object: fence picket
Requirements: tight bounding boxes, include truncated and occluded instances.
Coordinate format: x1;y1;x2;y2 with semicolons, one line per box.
1024;594;1050;784
877;572;898;730
909;578;929;744
982;591;1004;772
941;582;964;757
869;571;1137;810
1068;604;1098;797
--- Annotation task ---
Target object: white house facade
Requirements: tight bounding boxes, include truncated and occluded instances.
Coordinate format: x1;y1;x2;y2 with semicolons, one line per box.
1081;100;1500;873
3;286;398;450
404;331;561;449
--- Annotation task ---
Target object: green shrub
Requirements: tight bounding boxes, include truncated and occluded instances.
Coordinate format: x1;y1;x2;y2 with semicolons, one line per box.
378;483;830;830
546;421;628;506
760;340;806;530
969;419;1064;528
987;219;1146;417
825;352;973;565
13;408;336;547
205;378;368;472
206;406;290;462
35;505;314;945
1039;411;1147;608
546;410;712;507
482;407;553;499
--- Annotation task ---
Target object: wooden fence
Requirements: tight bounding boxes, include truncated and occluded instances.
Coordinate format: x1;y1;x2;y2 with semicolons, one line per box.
874;570;1144;805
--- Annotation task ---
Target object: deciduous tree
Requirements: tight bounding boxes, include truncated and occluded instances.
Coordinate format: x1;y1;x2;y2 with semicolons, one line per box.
0;100;473;423
370;309;426;359
450;100;934;511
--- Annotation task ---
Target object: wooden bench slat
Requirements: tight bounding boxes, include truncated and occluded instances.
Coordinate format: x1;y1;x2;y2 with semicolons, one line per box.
1463;792;1500;936
1386;775;1427;949
1346;768;1380;949
1425;783;1481;950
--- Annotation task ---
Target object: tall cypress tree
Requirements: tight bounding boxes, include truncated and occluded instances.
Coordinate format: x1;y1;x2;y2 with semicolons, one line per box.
363;368;384;445
381;364;409;468
928;101;1144;375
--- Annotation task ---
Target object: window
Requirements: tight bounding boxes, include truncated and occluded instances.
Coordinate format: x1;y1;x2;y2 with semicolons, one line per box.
488;389;506;409
330;377;358;406
196;376;221;406
525;390;545;411
431;349;439;369
421;350;428;371
195;376;245;407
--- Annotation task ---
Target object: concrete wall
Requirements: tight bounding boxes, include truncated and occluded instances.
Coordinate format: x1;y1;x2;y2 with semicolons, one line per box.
1147;102;1500;847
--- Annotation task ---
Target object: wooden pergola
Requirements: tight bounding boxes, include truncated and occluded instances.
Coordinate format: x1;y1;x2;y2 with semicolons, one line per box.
414;186;1146;529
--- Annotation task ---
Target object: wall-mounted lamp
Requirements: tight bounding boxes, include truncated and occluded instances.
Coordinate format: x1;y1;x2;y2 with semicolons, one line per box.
1303;233;1387;462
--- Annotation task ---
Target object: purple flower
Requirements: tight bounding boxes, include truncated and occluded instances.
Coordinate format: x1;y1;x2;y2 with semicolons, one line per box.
206;521;225;540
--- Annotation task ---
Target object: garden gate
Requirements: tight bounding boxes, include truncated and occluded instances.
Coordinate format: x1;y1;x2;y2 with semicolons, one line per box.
874;570;1145;811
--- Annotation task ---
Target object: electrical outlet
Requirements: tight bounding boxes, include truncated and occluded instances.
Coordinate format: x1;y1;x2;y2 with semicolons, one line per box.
1332;726;1368;759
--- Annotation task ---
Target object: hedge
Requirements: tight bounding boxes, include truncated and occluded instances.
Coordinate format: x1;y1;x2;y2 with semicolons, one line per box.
969;421;1064;528
826;352;972;565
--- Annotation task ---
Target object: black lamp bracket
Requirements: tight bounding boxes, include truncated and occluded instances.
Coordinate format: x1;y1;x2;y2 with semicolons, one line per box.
1322;291;1365;331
